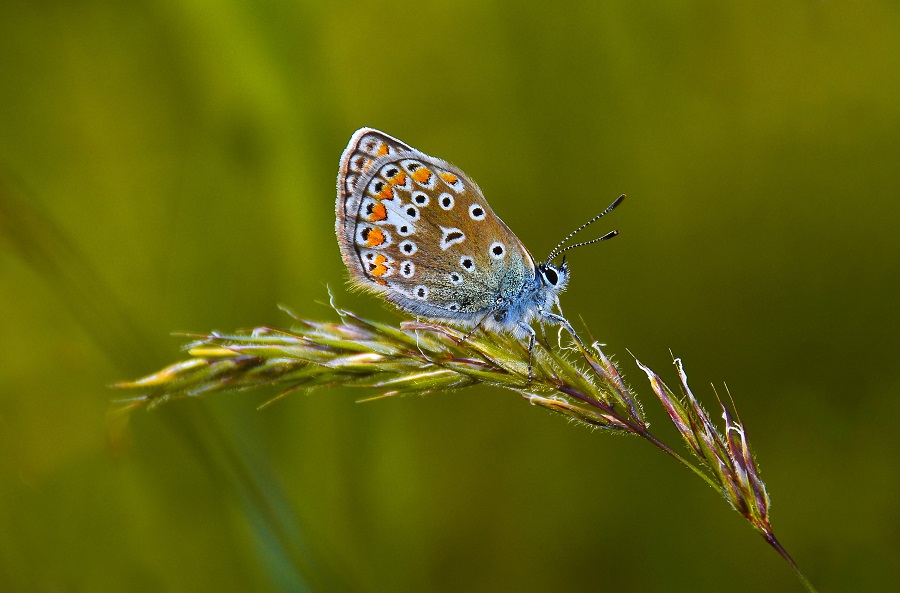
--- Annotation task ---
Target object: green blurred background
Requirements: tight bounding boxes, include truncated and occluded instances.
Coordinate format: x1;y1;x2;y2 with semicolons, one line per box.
1;1;898;591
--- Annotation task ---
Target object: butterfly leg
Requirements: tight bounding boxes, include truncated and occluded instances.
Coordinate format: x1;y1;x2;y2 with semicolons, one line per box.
517;321;537;382
456;305;502;346
541;311;587;351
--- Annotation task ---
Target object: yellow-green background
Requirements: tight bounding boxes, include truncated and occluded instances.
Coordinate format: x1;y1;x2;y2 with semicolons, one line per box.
1;1;898;591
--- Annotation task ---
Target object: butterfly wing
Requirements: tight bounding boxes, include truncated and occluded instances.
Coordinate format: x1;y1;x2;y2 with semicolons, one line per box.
336;128;412;271
336;128;536;324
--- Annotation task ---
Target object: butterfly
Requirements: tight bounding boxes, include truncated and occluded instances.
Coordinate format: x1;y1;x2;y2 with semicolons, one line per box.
335;127;623;371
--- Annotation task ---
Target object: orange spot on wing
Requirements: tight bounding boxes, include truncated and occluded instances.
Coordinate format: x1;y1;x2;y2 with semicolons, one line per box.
439;172;458;184
371;254;389;277
366;227;386;247
391;172;407;186
413;167;432;184
377;185;395;201
377;142;389;156
369;201;387;221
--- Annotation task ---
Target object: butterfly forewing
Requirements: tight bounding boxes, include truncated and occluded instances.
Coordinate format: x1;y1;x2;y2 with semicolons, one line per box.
336;128;535;322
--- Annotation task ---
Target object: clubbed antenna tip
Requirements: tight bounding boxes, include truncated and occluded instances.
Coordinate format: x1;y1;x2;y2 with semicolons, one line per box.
546;194;625;262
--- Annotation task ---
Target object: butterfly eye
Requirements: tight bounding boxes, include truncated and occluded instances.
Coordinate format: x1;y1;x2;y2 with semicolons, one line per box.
541;266;559;286
469;204;486;220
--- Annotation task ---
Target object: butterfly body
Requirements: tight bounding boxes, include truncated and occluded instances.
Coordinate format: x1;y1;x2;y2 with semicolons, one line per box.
336;128;621;360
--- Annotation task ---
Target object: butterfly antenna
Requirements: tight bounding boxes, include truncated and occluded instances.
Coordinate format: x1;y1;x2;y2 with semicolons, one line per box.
546;194;625;262
550;229;620;259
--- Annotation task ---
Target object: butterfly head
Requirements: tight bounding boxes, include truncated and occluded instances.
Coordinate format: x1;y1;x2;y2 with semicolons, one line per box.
538;194;625;294
536;258;570;294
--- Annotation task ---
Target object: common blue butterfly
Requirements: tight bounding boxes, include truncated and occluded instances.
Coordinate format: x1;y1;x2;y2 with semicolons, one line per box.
336;128;623;368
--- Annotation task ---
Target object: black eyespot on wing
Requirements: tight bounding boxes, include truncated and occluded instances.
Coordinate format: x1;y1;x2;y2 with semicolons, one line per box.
447;231;463;242
462;258;473;269
361;228;371;241
488;241;506;260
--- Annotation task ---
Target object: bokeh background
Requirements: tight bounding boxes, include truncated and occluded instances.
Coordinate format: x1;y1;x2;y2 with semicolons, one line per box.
1;1;898;591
